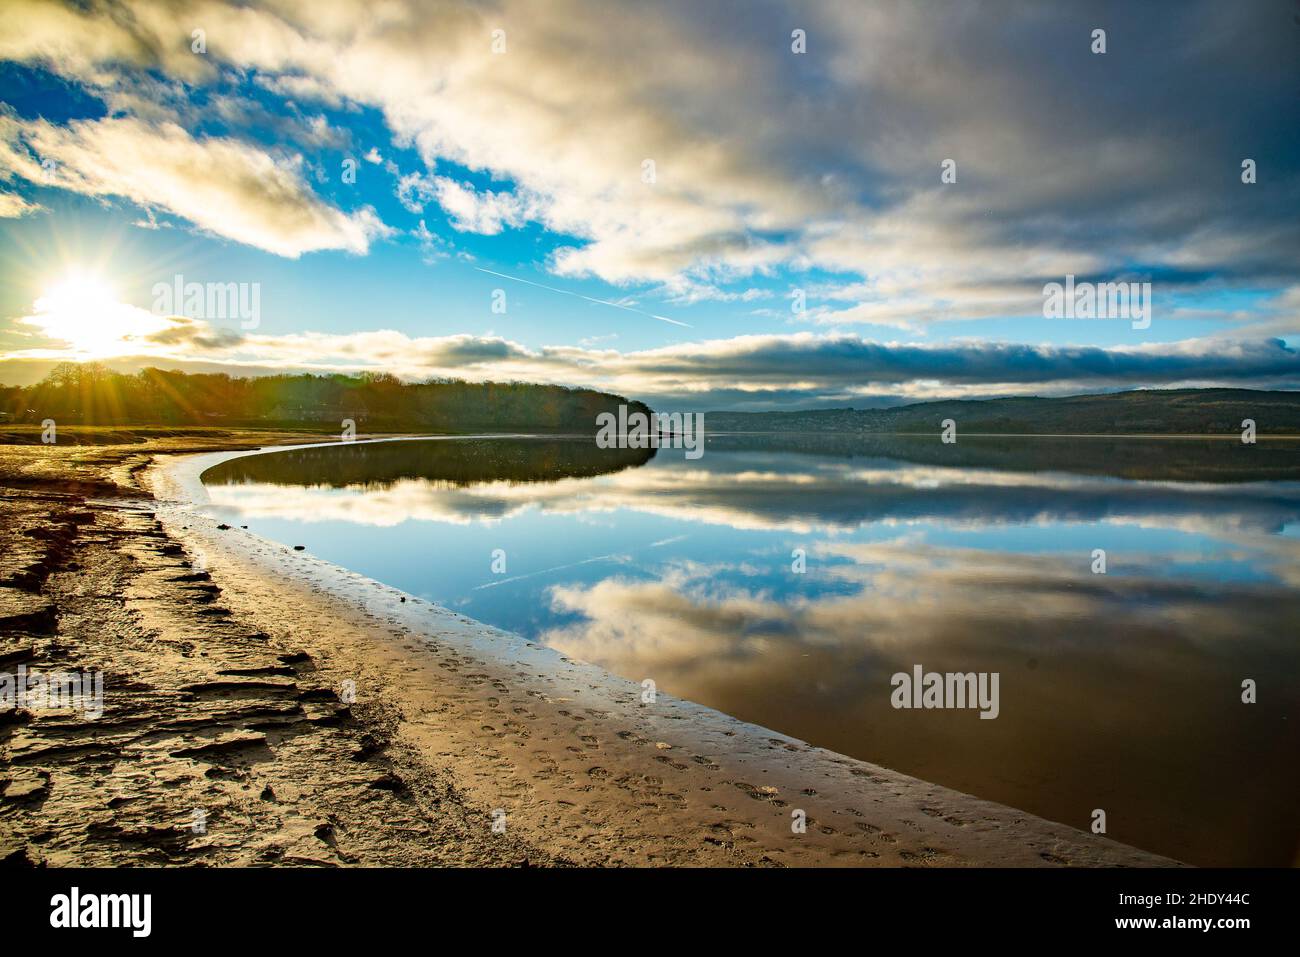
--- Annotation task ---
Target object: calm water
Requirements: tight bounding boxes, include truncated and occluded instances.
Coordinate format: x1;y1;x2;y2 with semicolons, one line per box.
202;434;1300;866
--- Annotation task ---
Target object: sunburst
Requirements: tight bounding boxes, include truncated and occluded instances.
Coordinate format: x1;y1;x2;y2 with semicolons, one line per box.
25;272;172;357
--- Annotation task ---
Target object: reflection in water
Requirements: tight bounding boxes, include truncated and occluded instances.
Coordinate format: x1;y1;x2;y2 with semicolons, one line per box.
202;435;656;487
203;435;1300;866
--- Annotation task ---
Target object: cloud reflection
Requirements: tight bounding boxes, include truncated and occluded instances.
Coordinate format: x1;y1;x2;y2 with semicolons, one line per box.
539;542;1300;867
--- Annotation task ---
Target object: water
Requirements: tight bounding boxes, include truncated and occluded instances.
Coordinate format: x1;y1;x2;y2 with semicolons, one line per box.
202;434;1300;866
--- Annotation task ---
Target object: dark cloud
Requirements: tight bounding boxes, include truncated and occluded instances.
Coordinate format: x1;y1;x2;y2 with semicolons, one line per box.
145;319;246;349
624;335;1300;405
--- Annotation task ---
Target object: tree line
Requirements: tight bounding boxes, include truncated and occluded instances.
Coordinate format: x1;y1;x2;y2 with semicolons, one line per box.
0;363;650;433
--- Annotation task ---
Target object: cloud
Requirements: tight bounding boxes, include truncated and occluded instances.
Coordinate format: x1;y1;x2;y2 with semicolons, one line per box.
411;219;452;263
0;190;42;217
0;112;390;257
142;315;246;350
208;94;351;151
427;177;539;235
253;72;350;109
398;172;537;234
2;0;1295;317
16;291;176;356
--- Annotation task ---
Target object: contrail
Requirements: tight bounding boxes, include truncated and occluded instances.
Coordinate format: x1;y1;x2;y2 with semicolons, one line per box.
472;553;627;590
474;266;691;328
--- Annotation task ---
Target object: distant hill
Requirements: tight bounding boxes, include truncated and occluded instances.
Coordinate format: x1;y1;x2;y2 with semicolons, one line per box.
704;389;1300;435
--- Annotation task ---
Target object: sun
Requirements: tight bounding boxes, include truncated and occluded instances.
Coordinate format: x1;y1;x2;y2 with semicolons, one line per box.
36;274;118;326
27;272;172;357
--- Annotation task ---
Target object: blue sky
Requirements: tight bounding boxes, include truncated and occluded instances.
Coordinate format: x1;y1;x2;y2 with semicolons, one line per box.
0;0;1297;409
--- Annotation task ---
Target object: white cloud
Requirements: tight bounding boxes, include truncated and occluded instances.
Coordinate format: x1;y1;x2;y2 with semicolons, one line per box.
427;176;538;235
0;113;391;257
411;219;451;263
0;190;41;218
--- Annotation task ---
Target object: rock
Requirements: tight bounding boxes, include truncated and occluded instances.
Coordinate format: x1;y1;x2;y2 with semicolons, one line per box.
303;703;350;726
169;572;210;582
297;687;339;702
169;731;268;759
0;646;36;668
0;590;58;635
0;708;33;727
0;846;39;867
2;774;50;802
368;772;406;792
180;679;297;694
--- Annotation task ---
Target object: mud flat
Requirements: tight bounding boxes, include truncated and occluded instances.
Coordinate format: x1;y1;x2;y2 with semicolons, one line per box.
1;435;1179;866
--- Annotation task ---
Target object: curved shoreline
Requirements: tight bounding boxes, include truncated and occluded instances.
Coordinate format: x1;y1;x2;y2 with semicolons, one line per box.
145;442;1180;867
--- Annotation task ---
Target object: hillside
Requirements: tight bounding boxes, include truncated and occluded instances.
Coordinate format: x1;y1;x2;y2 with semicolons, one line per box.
704;389;1300;435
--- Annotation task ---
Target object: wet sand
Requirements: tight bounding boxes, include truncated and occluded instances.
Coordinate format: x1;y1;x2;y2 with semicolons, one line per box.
1;434;1178;866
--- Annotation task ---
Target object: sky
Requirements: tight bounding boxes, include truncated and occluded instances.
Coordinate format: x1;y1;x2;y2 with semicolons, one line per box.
0;0;1297;410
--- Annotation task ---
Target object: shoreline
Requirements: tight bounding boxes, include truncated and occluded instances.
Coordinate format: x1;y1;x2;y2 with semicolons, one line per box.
132;438;1178;866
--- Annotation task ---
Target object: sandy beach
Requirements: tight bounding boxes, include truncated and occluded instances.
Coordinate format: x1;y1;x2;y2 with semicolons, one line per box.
1;434;1179;867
